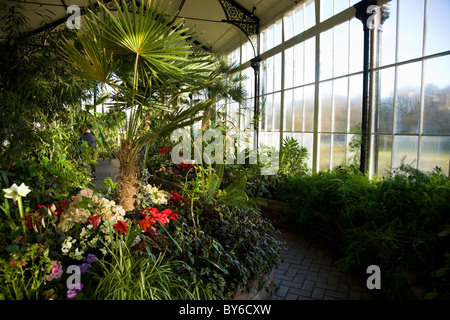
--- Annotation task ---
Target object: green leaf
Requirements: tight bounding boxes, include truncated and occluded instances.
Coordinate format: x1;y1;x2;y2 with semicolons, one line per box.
424;291;438;300
7;244;19;252
431;268;447;278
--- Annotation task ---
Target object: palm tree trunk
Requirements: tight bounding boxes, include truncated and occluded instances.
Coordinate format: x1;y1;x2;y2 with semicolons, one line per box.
116;139;140;212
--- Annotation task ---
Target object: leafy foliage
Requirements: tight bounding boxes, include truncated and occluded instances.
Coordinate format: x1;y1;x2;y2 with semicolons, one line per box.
279;164;450;299
0;3;93;162
279;137;309;177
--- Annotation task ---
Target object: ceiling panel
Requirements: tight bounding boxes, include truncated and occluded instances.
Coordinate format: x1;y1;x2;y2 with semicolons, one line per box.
1;0;300;53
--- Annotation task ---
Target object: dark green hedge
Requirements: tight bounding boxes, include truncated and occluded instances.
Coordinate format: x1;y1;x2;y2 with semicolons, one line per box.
278;165;450;299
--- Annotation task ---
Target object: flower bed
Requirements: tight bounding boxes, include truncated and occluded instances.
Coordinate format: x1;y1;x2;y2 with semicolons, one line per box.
0;165;284;300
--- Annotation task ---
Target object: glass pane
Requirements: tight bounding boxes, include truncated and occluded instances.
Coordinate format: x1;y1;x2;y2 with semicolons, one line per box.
266;25;274;52
274;53;282;92
420;136;450;175
349;18;363;73
274;20;283;48
293;5;304;36
243;68;254;99
241;42;249;64
264;94;273;131
273;92;281;130
265;132;272;147
373;135;392;176
425;0;450;55
349;74;363;129
305;0;316;30
261;57;274;95
284;89;293;132
261;61;267;95
376;67;395;133
273;132;281;150
292;132;301;142
264;132;280;150
293;42;304;87
229;47;240;66
397;0;424;62
303;132;314;170
293;87;303;131
334;22;349;77
285;47;294;89
284;11;294;41
304;37;316;84
304;85;315;131
392;135;418;169
320;134;332;170
334;77;349;132
332;134;347;167
320;28;333;80
380;0;397;66
423;55;450;134
259;131;266;145
320;81;333;132
395;62;422;134
335;0;350;15
321;0;334;22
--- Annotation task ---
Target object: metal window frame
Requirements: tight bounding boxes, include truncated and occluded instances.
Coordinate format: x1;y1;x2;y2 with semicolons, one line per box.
228;0;449;175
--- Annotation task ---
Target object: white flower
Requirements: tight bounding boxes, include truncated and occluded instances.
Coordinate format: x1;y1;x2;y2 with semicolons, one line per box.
3;184;19;201
3;183;32;201
16;183;31;197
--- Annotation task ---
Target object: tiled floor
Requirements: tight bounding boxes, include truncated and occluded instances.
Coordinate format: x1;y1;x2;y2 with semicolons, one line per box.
270;229;377;300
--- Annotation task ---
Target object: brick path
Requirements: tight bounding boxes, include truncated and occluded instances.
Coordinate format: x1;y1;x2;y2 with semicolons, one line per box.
270;229;377;300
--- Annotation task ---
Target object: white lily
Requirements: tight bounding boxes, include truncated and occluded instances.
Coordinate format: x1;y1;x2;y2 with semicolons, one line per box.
3;183;20;201
3;182;31;234
16;183;32;197
3;183;31;201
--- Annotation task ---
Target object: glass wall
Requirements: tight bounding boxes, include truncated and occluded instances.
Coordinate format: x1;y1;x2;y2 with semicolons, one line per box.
227;0;450;176
373;0;450;176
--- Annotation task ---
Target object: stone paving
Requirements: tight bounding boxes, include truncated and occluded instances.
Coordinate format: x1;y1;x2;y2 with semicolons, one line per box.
93;159;377;301
270;229;377;300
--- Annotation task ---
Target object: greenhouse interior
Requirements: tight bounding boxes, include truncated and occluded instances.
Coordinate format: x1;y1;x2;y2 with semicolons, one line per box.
0;0;449;304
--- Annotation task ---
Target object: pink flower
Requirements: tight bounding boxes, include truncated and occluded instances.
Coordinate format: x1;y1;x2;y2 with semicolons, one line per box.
46;261;63;281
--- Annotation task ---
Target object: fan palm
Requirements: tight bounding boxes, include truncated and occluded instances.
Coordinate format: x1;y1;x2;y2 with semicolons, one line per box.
60;0;216;211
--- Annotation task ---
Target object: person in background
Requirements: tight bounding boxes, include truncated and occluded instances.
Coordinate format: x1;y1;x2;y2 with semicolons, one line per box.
80;127;97;178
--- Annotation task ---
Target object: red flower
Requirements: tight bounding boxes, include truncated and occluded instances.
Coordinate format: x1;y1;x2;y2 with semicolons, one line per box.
169;191;186;205
159;148;171;154
137;219;150;232
178;163;197;172
139;207;179;228
114;220;129;235
88;215;101;229
54;200;71;215
153;211;169;226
